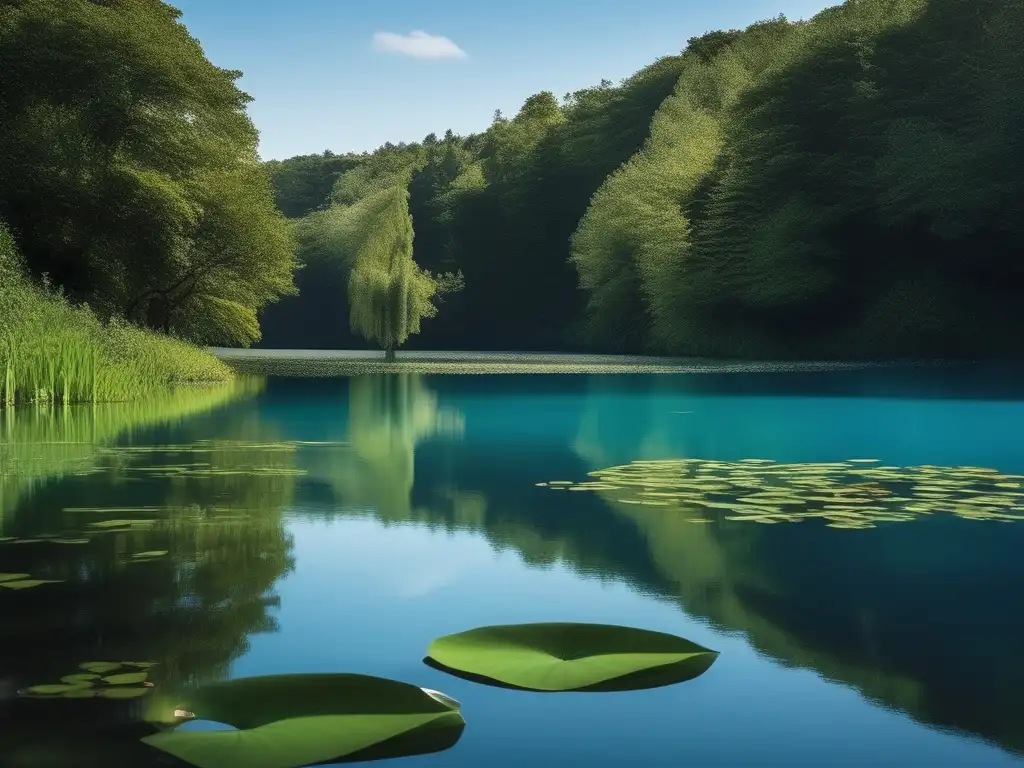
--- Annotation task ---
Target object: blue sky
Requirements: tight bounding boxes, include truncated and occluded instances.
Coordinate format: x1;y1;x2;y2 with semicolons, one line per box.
172;0;836;161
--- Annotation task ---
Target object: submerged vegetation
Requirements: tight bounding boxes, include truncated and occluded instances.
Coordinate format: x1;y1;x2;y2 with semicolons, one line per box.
264;0;1024;360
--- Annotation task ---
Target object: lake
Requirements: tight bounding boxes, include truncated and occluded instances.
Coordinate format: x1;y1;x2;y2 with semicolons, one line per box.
2;365;1023;767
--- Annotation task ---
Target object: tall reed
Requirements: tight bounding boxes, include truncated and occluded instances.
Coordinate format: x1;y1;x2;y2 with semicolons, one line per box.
0;222;234;406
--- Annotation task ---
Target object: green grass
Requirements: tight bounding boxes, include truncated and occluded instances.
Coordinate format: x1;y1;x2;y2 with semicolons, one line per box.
0;223;233;406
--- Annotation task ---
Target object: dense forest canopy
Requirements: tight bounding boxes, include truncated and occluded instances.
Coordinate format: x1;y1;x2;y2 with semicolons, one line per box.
0;0;297;348
1;0;1020;360
262;0;1024;359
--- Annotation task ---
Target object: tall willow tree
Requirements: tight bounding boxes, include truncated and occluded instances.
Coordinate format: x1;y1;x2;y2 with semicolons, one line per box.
347;185;462;360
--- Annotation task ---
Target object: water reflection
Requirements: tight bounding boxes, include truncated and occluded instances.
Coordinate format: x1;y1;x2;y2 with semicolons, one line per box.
332;372;1024;757
0;379;295;701
1;370;1023;764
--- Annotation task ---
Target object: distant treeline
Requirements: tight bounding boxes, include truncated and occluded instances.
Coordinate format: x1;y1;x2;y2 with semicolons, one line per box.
262;0;1024;359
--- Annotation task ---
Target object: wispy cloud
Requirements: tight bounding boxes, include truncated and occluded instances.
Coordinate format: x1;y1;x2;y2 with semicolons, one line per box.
371;30;467;60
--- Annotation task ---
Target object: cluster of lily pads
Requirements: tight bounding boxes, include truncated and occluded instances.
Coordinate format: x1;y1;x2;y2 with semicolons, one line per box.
539;458;1024;529
19;661;156;700
11;623;719;768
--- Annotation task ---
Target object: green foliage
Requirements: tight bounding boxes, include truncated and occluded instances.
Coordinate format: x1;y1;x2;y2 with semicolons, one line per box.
426;623;719;692
140;674;465;768
264;151;362;218
0;222;232;406
570;17;798;352
345;186;461;358
258;0;1024;360
264;60;684;352
0;0;297;347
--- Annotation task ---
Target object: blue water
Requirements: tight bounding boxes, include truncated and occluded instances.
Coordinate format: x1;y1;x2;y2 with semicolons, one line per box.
2;367;1024;766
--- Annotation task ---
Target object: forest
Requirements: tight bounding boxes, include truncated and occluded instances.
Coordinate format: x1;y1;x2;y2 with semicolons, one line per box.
1;0;1022;407
262;0;1024;360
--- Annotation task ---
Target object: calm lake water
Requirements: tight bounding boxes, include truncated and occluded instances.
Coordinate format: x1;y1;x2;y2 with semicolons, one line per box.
2;367;1024;767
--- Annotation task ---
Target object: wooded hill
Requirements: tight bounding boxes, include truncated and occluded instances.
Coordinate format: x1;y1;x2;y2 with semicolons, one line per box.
262;0;1024;360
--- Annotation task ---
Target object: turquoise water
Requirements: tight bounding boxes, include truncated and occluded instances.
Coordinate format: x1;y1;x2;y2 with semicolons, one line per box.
2;368;1024;766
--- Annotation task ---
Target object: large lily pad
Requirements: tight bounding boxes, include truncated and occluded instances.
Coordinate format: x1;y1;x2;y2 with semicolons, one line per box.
425;622;719;692
140;673;465;768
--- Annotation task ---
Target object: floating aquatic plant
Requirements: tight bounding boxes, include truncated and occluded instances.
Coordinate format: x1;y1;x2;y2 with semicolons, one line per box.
0;572;63;590
139;673;465;768
19;661;157;699
425;622;719;692
540;458;1024;529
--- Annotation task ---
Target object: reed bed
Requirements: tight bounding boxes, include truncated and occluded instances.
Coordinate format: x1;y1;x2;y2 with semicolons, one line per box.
0;223;233;406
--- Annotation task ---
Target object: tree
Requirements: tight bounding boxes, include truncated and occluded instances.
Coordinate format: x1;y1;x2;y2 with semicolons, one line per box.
0;0;297;344
263;152;362;218
123;162;299;346
346;185;462;360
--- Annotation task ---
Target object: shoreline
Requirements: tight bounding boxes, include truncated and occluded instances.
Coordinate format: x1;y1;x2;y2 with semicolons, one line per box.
210;347;965;376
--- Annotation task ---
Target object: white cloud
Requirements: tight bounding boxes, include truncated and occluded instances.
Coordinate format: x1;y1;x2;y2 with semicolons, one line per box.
372;30;467;60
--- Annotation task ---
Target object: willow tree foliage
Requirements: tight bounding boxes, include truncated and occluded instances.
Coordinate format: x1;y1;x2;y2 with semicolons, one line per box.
0;0;297;346
345;185;463;360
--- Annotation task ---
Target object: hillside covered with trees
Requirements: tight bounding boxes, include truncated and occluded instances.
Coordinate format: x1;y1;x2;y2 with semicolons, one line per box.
262;0;1024;360
1;0;1021;387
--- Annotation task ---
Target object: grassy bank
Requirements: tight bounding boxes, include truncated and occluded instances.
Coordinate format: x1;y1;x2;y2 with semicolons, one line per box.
0;225;233;406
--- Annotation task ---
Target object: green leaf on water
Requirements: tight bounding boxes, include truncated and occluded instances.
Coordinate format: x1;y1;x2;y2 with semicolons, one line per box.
103;672;149;685
53;539;90;545
89;520;145;528
0;579;63;590
61;674;100;684
132;551;168;559
122;661;158;668
425;622;719;692
80;662;123;674
0;573;30;583
140;673;465;768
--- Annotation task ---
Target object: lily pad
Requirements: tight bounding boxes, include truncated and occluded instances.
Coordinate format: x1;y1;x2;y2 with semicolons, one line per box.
425;622;719;692
61;674;100;684
80;662;123;674
22;683;93;695
0;579;63;590
132;551;168;559
0;573;30;583
140;673;465;768
103;672;149;685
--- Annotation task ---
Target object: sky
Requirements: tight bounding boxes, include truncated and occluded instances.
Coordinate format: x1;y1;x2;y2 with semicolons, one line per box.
171;0;837;161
